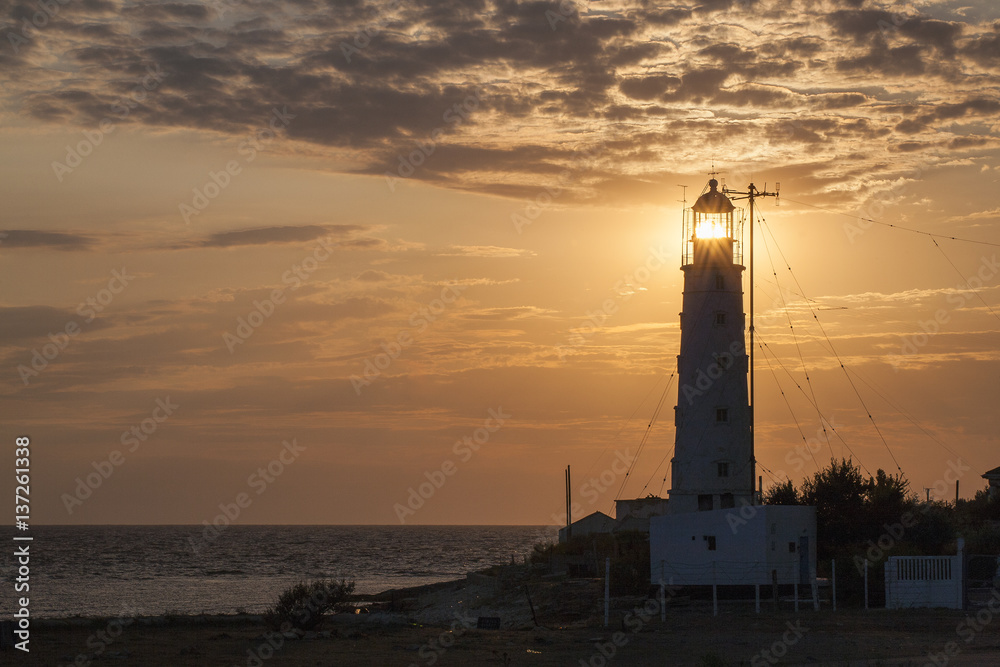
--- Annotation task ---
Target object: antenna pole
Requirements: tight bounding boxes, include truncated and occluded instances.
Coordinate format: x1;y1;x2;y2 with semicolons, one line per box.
723;181;779;503
750;188;755;503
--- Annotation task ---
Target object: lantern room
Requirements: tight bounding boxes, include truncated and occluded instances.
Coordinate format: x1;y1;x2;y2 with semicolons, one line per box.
681;178;743;267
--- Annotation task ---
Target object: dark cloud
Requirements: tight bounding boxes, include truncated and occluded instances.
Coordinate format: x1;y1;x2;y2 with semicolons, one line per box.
0;230;96;251
835;43;926;76
167;225;367;249
122;3;213;21
962;28;1000;68
895;98;1000;134
0;0;997;204
0;306;106;343
827;10;963;55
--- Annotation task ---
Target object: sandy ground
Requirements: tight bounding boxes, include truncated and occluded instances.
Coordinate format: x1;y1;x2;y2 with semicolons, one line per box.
13;577;1000;666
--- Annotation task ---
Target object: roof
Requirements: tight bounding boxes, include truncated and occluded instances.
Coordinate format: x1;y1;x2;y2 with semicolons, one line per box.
983;466;1000;478
692;179;735;214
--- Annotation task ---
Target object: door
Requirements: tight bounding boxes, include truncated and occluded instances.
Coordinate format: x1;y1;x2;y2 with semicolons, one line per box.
799;536;810;586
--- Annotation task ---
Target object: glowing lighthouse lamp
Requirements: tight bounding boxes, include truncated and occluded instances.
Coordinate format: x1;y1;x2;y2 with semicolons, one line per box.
681;178;742;268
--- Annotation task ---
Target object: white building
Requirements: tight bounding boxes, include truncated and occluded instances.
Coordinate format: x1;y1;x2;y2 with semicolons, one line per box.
650;178;816;588
650;506;816;586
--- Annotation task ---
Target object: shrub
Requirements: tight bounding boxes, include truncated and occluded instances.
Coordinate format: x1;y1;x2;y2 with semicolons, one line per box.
265;578;355;631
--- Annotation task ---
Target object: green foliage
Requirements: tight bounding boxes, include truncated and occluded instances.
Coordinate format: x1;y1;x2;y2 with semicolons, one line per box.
762;479;799;505
265;578;355;631
800;458;870;557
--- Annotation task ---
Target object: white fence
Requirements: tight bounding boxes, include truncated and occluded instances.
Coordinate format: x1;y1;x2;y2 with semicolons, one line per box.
885;555;963;609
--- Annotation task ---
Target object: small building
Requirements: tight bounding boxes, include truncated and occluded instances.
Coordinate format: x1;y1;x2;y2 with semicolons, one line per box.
983;466;1000;499
650;505;817;586
615;496;670;533
558;511;615;543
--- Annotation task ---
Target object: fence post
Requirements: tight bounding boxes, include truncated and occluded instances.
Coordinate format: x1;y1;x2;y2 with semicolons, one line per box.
794;561;799;613
604;557;610;627
864;559;869;611
832;559;837;612
659;580;666;622
712;561;718;617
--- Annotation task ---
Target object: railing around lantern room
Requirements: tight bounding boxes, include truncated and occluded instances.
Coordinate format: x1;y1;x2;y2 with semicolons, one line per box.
680;206;745;268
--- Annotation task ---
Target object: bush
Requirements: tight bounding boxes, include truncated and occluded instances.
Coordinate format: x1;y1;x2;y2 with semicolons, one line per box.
265;578;355;631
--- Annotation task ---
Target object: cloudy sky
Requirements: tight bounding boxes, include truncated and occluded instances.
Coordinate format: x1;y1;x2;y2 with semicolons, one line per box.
2;0;999;525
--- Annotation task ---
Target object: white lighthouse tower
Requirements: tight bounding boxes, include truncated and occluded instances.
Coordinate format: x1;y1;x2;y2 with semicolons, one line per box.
650;177;816;595
668;178;753;514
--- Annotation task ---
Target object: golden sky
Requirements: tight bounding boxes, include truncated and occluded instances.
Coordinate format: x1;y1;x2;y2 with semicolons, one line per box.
2;0;999;525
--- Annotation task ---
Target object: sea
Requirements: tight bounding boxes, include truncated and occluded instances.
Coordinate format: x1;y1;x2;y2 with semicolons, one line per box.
3;525;558;619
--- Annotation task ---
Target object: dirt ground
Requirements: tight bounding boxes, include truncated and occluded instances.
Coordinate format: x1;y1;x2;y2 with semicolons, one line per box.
16;605;1000;667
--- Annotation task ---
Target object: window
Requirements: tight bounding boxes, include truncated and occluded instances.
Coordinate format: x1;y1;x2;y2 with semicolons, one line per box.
715;312;727;326
716;407;729;423
698;494;714;511
716;353;731;369
717;462;730;477
788;542;797;553
720;493;735;508
715;274;724;289
704;535;717;551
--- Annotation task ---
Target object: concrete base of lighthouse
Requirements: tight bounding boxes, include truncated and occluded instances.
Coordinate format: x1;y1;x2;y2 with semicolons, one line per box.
650;505;817;587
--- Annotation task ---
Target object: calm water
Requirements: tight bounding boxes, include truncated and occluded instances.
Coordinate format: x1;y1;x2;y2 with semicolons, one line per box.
2;525;557;618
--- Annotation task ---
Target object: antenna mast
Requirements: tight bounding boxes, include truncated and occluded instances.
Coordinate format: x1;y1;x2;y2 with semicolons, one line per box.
722;179;779;503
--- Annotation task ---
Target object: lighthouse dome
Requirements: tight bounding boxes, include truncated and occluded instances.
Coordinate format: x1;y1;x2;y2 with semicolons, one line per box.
692;179;735;214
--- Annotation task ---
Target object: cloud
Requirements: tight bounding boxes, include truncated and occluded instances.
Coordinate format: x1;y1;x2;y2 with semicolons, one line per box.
0;306;110;343
0;230;97;251
165;225;369;249
440;246;535;258
0;0;998;209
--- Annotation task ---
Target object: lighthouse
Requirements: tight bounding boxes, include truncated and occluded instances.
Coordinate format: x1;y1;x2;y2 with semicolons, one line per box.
649;177;816;594
668;178;753;514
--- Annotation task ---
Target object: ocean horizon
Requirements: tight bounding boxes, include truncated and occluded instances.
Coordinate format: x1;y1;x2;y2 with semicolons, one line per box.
3;525;559;619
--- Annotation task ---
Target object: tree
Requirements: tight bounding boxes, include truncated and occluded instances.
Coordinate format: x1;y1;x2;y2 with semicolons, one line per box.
762;479;799;506
800;458;870;557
